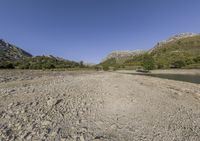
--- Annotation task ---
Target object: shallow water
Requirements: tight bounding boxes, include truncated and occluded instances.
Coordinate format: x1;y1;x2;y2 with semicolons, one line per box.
125;73;200;84
146;73;200;84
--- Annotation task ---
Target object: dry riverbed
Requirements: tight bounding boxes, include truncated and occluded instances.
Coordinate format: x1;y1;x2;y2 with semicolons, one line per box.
0;70;200;141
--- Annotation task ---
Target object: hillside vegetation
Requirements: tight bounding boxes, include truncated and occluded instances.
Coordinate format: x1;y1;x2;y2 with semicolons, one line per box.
1;33;200;70
0;56;83;69
0;39;84;69
100;34;200;70
151;35;200;69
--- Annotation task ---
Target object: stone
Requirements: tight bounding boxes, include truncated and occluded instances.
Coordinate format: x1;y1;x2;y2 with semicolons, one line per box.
80;135;85;141
47;97;55;107
8;103;13;109
42;121;51;126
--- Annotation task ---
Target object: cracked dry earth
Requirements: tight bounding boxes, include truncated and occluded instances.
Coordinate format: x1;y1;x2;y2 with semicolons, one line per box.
0;70;200;141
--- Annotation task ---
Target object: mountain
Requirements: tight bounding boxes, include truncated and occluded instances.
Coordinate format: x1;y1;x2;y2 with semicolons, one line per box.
100;50;146;69
0;39;32;62
150;33;200;68
149;33;199;53
99;33;200;69
0;39;83;69
103;50;146;61
14;56;81;69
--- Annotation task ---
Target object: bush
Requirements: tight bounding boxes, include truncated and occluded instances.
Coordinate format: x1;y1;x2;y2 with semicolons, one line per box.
142;54;155;70
10;56;82;70
193;56;200;63
29;63;42;69
171;60;185;68
17;63;30;69
79;61;84;68
184;63;200;69
42;63;55;69
102;66;109;71
94;66;102;71
185;58;194;65
0;62;14;69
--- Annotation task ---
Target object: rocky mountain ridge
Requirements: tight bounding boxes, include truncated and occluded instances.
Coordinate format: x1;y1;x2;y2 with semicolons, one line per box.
100;32;200;69
103;33;199;63
0;39;82;69
0;39;32;62
102;50;146;62
150;32;199;52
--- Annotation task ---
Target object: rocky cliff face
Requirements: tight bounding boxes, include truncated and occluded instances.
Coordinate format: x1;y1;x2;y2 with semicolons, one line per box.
0;39;32;62
103;50;146;62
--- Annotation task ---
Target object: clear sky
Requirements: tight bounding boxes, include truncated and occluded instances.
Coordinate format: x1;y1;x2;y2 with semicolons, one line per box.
0;0;200;63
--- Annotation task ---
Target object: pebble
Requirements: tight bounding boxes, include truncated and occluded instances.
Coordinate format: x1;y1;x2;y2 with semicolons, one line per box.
41;121;51;126
8;103;13;109
80;135;85;141
47;97;55;107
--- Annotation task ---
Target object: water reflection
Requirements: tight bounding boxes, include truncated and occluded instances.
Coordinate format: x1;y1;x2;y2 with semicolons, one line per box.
124;72;200;84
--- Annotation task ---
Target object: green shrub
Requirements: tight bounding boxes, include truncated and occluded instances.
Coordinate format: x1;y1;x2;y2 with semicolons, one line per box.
0;62;14;69
142;54;155;70
193;56;200;63
95;66;102;71
42;63;55;69
170;60;185;68
17;63;30;69
9;56;82;70
103;66;109;71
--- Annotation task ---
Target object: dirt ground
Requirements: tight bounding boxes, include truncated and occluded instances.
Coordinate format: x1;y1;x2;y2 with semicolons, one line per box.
0;70;200;141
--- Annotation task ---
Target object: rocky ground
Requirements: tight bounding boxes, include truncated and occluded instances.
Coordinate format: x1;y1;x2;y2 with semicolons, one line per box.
0;70;200;141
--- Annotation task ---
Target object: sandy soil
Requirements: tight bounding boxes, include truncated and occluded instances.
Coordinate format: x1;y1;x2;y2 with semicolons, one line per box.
0;70;200;141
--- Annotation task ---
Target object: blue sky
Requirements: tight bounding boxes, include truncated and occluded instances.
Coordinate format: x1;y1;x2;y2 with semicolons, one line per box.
0;0;200;63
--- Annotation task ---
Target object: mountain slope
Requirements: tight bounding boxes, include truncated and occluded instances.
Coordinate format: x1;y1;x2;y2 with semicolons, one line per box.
100;33;200;69
149;33;198;53
0;39;83;69
0;39;32;62
103;50;146;61
100;50;146;69
15;56;81;69
150;34;200;68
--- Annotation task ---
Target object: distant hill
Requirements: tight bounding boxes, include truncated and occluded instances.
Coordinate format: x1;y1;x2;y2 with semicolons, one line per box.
0;39;32;62
99;33;200;69
1;33;200;70
100;50;146;69
0;39;83;69
103;50;146;61
14;56;81;69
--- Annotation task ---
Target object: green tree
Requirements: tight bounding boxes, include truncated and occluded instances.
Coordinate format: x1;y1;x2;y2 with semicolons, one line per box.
171;60;185;68
102;66;109;71
0;62;14;69
142;54;155;70
79;61;84;68
194;56;200;63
